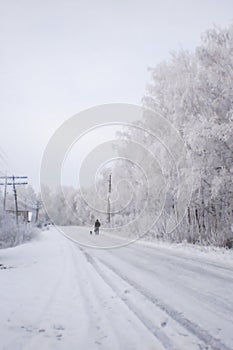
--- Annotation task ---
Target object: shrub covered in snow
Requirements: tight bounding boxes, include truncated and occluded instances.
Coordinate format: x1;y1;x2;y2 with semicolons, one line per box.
0;212;39;249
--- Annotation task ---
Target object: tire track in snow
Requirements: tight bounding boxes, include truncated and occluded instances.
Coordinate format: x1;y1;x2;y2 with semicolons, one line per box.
120;246;233;316
133;244;233;282
111;244;233;318
81;248;231;350
95;256;231;350
76;245;165;350
82;251;186;350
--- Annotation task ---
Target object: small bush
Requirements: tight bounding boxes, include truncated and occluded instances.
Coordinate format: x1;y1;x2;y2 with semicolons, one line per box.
0;213;39;249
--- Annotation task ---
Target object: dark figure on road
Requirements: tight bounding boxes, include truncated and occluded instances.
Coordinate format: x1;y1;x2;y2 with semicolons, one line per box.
94;219;101;235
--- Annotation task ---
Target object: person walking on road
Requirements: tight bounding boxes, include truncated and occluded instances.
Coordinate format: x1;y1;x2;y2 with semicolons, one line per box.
94;219;101;235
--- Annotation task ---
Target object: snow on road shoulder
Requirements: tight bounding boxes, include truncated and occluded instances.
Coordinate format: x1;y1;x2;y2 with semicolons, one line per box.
73;225;233;268
0;228;89;350
0;227;165;350
137;237;233;268
1;225;232;350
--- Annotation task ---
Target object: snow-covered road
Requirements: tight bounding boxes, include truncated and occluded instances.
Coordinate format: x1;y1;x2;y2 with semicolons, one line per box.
0;226;233;350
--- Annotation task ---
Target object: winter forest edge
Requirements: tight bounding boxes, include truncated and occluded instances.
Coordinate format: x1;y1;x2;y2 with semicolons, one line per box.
1;23;233;249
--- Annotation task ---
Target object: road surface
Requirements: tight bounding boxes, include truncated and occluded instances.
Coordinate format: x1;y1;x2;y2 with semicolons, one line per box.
0;226;233;350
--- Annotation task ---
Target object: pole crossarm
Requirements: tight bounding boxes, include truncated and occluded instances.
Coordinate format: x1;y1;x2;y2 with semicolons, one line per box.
0;176;27;179
0;182;28;186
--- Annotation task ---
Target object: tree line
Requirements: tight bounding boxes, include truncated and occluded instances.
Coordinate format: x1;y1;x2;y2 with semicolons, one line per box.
1;23;232;248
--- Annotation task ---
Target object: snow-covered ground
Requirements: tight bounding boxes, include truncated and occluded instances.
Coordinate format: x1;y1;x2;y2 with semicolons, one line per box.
0;226;233;350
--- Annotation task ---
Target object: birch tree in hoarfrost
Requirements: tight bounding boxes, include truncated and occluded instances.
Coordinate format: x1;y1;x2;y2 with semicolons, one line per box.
114;24;233;246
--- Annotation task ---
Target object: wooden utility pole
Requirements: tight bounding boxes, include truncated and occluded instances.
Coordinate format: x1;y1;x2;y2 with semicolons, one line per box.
35;200;42;223
12;177;19;225
3;175;7;212
0;175;28;225
107;174;112;224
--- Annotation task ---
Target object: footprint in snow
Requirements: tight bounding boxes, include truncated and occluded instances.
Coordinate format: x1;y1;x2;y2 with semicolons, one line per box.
21;325;37;333
0;264;13;270
161;320;168;327
95;340;102;346
53;324;65;331
38;329;46;333
56;334;63;341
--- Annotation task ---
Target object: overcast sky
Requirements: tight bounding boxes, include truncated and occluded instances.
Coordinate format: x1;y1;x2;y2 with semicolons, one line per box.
0;0;232;191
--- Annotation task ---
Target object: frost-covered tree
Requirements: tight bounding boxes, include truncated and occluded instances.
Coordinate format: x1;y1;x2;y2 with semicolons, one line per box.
37;24;233;248
113;23;233;246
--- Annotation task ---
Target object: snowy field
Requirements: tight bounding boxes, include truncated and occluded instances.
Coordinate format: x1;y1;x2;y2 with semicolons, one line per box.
0;226;233;350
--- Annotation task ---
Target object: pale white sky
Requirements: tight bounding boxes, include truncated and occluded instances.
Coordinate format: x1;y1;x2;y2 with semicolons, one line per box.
0;0;232;191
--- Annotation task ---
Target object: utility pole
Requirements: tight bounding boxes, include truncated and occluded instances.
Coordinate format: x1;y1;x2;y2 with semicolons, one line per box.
35;200;42;223
0;176;28;225
107;174;112;225
12;176;19;225
3;175;7;212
